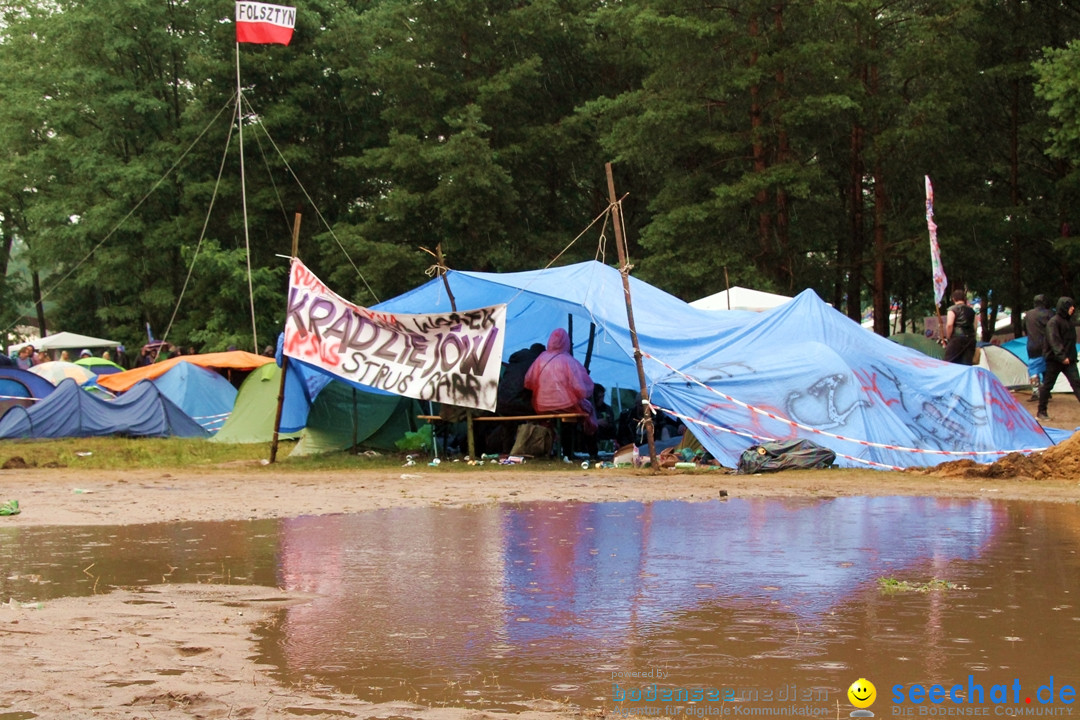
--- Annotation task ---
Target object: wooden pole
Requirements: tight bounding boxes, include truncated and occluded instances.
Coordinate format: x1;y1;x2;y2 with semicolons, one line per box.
605;162;658;471
436;244;456;312
433;245;474;457
723;266;731;310
270;211;302;464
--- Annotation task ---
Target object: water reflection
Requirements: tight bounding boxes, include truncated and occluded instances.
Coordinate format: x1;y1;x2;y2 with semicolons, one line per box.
2;498;1079;711
257;497;1034;709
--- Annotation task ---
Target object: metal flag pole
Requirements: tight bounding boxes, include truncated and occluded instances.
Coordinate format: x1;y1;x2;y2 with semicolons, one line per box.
236;42;259;353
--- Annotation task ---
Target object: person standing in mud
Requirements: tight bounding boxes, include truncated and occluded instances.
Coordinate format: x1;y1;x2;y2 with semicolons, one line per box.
942;289;977;365
1024;294;1054;401
1036;296;1080;422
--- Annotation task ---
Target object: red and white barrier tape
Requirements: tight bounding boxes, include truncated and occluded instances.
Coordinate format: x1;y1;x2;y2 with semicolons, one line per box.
650;402;905;471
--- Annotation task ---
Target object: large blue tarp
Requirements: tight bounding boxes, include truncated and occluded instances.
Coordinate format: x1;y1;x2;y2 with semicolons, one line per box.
151;362;238;434
368;260;1062;469
0;378;209;439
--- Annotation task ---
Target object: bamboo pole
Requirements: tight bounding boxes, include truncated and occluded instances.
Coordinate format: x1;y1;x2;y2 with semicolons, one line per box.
605;163;658;471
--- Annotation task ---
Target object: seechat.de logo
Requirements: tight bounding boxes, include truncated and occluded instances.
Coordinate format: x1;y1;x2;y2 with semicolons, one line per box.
849;678;877;718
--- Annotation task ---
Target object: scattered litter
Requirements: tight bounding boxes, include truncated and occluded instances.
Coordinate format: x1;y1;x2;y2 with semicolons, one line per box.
74;451;93;457
5;598;42;610
0;500;20;516
428;458;442;467
72;488;93;494
400;474;423;480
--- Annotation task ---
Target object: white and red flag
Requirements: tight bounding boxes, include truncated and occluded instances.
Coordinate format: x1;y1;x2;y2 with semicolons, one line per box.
235;2;296;45
926;175;947;306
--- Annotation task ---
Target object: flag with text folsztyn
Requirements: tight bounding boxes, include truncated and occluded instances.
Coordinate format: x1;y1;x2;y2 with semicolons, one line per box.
235;2;296;45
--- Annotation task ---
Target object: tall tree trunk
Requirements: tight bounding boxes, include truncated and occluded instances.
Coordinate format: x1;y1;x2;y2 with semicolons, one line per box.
32;269;47;337
0;208;12;289
845;123;866;322
773;3;792;290
870;54;888;337
748;13;772;273
872;155;888;337
1009;71;1023;336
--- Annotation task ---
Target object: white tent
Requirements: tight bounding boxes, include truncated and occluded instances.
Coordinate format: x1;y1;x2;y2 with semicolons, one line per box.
977;344;1030;389
9;331;121;353
690;286;793;312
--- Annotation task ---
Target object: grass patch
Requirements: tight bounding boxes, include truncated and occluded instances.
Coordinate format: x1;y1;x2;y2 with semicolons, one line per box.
0;437;272;470
877;577;965;593
0;437;647;473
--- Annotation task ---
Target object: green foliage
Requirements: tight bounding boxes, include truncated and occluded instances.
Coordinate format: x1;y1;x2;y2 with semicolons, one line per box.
2;0;1080;346
877;577;965;593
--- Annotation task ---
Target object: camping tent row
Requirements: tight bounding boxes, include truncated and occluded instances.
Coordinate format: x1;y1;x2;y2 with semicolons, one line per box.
3;264;1068;465
888;333;1080;394
0;352;419;455
0;355;253;440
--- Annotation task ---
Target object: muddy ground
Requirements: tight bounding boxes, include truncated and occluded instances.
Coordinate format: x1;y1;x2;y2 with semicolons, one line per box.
1;388;1078;719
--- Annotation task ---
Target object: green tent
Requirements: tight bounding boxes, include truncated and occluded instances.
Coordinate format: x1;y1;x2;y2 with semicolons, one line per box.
888;332;945;360
212;362;420;454
290;381;422;456
211;363;300;444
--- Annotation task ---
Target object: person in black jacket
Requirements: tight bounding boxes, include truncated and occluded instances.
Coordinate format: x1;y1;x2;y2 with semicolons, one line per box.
1036;296;1080;422
943;289;977;365
1024;294;1053;401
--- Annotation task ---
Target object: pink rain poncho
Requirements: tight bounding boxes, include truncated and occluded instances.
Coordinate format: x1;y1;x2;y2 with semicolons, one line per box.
524;328;598;433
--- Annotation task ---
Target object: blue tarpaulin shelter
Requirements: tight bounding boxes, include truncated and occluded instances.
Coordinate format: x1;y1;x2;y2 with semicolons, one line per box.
151;362;238;434
0;378;209;439
365;260;1063;469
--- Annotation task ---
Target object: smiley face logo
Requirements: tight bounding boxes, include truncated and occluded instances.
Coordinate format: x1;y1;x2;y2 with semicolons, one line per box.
847;678;877;709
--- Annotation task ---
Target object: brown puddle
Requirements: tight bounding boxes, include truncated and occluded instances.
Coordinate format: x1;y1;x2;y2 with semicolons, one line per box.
2;498;1079;714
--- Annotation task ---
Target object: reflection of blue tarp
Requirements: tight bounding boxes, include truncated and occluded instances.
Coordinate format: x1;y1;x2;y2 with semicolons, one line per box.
0;378;209;439
151;362;238;434
368;261;1061;468
503;497;1001;639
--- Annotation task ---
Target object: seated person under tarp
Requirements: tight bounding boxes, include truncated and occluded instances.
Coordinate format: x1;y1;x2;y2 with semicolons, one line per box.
484;343;546;454
524;328;598;458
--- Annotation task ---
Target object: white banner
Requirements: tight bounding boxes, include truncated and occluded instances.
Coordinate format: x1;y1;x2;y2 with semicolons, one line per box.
283;259;506;412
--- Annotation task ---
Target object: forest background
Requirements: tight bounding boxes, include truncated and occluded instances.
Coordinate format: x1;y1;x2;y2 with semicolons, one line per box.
4;0;1080;354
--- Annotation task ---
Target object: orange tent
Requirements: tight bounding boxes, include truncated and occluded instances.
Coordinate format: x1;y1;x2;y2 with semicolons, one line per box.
96;351;274;393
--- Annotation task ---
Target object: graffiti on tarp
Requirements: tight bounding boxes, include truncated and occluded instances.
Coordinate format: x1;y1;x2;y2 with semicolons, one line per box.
283;259;506;411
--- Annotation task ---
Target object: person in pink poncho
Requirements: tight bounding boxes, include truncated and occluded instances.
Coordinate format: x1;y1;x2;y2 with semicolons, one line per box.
524;328;599;457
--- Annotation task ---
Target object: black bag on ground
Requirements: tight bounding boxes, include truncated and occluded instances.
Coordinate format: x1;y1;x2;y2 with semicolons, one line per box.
736;439;836;474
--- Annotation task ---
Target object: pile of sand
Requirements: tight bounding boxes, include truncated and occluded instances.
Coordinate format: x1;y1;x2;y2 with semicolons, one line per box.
922;431;1080;481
